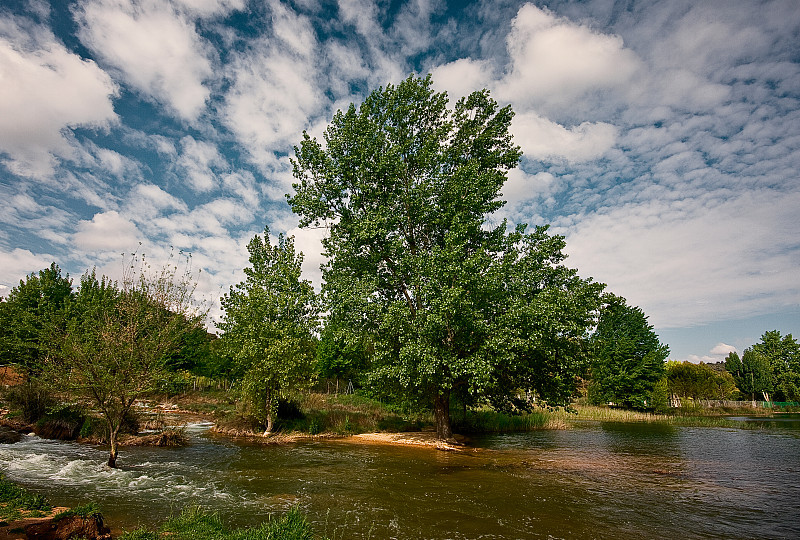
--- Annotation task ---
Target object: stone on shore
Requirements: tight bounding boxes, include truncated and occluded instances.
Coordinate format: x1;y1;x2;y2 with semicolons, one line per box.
23;513;111;540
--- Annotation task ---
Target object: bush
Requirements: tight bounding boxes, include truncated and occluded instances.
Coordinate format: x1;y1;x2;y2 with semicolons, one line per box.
36;404;87;440
2;380;54;423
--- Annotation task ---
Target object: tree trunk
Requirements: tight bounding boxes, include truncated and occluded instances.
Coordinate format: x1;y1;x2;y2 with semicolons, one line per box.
434;390;453;441
107;428;119;468
263;412;274;436
262;393;274;436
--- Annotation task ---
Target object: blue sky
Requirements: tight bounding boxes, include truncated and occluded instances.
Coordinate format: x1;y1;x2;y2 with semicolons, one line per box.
1;0;798;362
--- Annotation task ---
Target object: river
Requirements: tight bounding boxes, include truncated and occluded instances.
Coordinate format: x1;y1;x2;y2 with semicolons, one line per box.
2;418;798;539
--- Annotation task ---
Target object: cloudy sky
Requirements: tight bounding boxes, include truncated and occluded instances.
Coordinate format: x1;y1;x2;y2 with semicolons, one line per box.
2;0;798;362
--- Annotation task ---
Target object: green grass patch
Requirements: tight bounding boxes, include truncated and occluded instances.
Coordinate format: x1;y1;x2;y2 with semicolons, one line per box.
0;473;51;521
53;502;101;521
119;506;321;540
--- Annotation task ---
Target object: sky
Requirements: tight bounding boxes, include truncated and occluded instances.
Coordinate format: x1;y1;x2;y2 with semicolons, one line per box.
1;0;799;363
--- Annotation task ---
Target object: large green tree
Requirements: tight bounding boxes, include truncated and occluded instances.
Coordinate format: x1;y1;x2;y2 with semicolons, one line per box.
219;228;318;434
589;295;669;409
289;75;603;439
55;256;204;468
751;330;800;401
0;263;73;373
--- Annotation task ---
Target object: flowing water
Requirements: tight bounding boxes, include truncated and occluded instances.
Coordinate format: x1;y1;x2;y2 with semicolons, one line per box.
2;418;799;539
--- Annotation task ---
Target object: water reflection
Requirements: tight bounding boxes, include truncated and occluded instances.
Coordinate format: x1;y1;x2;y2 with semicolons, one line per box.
1;420;798;539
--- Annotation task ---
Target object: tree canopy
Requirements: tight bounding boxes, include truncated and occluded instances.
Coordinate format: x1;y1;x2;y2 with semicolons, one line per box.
666;361;737;400
289;74;603;439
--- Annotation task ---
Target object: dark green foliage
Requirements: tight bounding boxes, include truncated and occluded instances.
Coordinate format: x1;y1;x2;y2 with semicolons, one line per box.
727;349;774;400
589;295;669;409
35;404;88;440
751;330;800;401
315;323;370;384
0;263;72;373
725;331;800;402
290;74;603;439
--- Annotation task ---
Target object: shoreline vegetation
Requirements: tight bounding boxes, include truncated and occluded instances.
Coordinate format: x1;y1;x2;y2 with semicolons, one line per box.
2;390;797;539
3;390;797;456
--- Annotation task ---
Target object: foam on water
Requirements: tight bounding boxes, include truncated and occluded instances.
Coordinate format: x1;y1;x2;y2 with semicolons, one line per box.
0;433;249;506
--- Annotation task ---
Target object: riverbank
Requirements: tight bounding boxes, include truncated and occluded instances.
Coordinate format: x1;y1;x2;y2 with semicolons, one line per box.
3;390;793;456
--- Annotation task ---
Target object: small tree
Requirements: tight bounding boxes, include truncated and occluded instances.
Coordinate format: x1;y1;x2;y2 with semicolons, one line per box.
219;227;318;434
55;254;204;468
589;295;669;409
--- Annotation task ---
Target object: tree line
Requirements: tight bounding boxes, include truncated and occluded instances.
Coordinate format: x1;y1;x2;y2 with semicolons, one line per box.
2;75;797;467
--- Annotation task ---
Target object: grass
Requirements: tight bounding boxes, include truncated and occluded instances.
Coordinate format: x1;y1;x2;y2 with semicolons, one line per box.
119;506;321;540
0;473;51;522
455;409;568;433
52;502;101;521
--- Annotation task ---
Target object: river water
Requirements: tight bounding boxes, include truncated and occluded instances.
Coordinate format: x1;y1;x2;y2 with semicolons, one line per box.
2;418;798;539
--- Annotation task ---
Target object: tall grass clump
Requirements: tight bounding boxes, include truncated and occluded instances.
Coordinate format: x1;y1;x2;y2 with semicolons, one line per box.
119;506;321;540
456;409;568;433
0;473;51;521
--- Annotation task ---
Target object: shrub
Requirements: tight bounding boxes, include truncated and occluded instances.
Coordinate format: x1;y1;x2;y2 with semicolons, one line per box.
2;380;54;423
36;404;87;440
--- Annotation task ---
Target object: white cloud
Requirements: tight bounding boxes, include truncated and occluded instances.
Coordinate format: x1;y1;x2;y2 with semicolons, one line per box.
560;190;800;329
0;248;59;294
512;112;618;163
430;58;494;100
684;343;737;364
176;136;227;192
222;2;323;173
126;183;188;218
496;4;641;113
73;210;142;252
0;17;117;178
74;0;217;121
710;343;737;356
172;0;245;17
287;225;328;289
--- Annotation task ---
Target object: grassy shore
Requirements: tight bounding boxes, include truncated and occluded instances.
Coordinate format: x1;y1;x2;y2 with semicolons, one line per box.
0;473;51;522
197;391;788;437
119;506;322;540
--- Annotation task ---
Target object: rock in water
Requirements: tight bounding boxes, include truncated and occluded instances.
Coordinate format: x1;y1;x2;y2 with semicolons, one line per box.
0;426;22;444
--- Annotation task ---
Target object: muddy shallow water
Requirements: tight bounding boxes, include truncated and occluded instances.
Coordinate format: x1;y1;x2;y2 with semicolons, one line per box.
2;418;798;539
